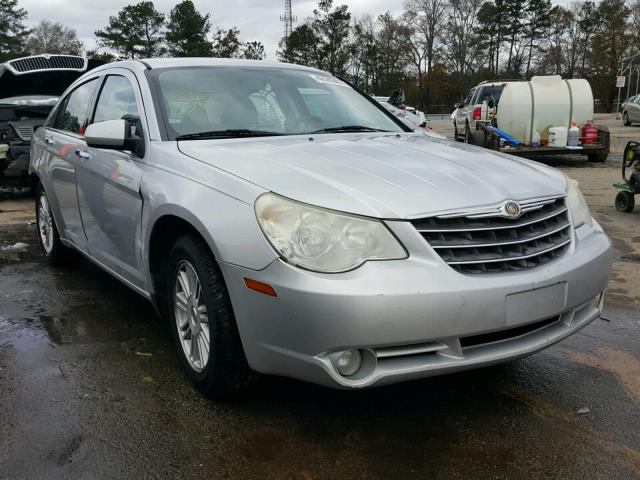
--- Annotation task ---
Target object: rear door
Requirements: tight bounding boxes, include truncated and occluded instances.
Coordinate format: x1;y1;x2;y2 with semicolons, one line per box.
74;70;146;289
41;77;100;250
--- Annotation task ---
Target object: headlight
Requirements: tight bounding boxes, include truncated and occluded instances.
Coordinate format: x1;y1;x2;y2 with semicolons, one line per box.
565;177;593;228
255;193;407;273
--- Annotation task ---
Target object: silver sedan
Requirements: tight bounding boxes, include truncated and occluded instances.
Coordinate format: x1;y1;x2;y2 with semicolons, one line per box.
30;58;612;396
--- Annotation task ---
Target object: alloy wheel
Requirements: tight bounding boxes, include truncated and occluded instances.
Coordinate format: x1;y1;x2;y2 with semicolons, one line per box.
37;192;54;255
173;260;210;372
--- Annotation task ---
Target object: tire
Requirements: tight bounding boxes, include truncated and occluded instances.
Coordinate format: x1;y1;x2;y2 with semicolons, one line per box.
464;123;474;144
453;122;461;142
167;234;251;397
588;151;608;163
623;112;631;126
35;183;72;265
615;191;635;213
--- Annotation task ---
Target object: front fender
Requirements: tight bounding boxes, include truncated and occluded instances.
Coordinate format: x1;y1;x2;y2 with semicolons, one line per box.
139;144;278;294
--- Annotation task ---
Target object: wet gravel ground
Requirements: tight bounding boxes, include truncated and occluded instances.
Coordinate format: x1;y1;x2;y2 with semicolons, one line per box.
1;223;639;480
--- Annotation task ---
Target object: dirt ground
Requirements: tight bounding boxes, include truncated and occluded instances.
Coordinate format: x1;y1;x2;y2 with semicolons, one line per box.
1;115;639;479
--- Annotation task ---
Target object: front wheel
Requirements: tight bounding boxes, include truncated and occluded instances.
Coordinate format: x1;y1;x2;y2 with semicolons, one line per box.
167;234;251;397
35;184;72;265
615;191;635;212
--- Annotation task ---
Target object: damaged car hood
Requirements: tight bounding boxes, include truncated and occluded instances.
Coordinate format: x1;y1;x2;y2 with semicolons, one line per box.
178;132;567;219
0;58;102;98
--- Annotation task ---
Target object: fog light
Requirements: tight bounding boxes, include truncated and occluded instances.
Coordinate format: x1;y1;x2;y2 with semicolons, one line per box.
336;349;362;377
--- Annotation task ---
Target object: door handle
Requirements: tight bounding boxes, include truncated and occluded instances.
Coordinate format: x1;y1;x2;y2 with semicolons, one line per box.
75;150;91;160
44;137;54;145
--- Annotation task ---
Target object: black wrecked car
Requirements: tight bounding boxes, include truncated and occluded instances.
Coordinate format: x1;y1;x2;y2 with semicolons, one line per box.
0;54;102;188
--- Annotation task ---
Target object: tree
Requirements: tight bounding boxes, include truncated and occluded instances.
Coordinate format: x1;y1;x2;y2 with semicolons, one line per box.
86;49;119;63
523;0;552;77
312;0;352;75
477;1;500;75
446;0;484;77
165;0;212;56
502;0;527;73
544;6;573;75
25;21;83;55
278;23;320;67
212;27;241;58
576;1;598;77
404;0;448;108
0;0;29;61
588;0;631;109
241;41;265;60
351;16;380;91
95;1;165;59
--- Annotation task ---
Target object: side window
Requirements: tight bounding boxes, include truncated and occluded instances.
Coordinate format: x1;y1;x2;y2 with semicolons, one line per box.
93;75;140;124
464;88;476;106
58;79;99;136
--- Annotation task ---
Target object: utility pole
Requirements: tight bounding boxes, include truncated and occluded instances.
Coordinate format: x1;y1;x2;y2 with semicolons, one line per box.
280;0;297;50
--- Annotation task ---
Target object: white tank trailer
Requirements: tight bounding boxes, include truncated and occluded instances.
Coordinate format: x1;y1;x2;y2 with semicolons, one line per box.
469;76;609;162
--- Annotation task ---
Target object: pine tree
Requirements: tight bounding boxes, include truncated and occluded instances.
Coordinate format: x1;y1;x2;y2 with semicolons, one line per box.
165;0;212;57
95;1;165;59
524;0;552;77
0;0;29;61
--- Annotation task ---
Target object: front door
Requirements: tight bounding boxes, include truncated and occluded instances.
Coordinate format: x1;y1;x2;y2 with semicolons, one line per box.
75;72;146;289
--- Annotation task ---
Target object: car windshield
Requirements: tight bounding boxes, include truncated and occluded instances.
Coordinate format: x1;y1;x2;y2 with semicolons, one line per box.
153;67;405;139
0;95;59;106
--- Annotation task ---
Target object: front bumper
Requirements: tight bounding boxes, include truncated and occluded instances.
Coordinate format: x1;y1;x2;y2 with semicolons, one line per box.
220;219;612;389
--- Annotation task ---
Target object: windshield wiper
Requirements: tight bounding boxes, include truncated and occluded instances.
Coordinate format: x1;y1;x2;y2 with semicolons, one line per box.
175;129;285;140
311;125;390;134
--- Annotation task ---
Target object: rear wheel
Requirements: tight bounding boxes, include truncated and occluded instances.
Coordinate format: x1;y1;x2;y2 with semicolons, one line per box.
588;151;608;163
464;123;474;144
615;191;635;213
35;184;72;265
167;234;251;397
623;112;631;126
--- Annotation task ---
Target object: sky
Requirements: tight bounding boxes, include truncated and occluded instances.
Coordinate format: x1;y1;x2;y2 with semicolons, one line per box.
20;0;405;60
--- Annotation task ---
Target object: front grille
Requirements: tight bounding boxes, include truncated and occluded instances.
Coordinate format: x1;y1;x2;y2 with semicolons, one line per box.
8;55;86;73
411;197;571;274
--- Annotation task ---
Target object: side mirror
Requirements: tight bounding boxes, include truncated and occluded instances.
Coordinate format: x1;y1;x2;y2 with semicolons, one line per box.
454;102;463;109
85;119;127;148
85;118;144;157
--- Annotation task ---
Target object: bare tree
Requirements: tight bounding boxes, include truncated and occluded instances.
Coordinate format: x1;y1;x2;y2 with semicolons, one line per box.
26;21;83;55
446;0;484;77
404;0;448;108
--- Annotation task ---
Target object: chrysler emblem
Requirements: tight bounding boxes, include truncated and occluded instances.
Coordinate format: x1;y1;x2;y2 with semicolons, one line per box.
504;201;522;217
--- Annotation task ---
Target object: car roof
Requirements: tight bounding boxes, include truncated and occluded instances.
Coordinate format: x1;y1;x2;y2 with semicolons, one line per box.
93;57;327;74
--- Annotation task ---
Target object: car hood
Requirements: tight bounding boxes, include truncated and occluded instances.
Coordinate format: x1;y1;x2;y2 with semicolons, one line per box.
178;133;567;219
